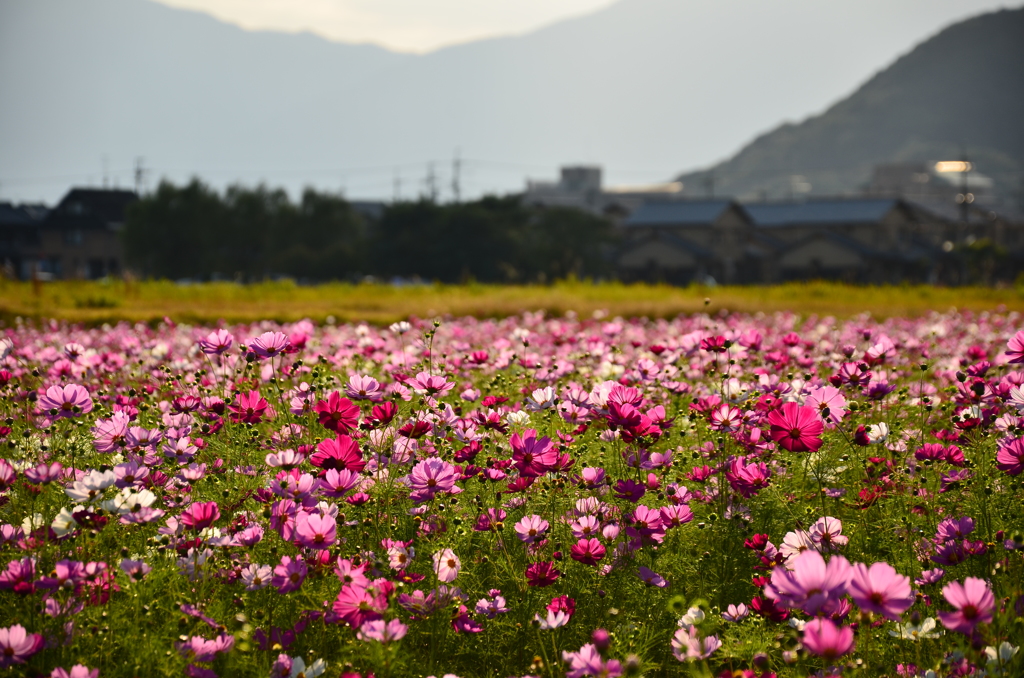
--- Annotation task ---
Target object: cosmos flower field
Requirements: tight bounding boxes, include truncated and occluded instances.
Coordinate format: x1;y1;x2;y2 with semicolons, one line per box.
1;309;1023;678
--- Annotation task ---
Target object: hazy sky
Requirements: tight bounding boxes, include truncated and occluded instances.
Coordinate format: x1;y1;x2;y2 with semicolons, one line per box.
155;0;616;52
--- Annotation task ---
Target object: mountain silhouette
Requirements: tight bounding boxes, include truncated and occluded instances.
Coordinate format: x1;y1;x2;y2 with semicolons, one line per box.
676;7;1024;202
0;0;1018;202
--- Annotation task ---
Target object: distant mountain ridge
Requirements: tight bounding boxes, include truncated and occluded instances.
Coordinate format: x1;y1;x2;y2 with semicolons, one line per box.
0;0;1019;203
676;8;1024;203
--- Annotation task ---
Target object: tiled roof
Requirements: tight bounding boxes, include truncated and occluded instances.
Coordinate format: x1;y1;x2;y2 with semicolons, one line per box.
624;199;736;227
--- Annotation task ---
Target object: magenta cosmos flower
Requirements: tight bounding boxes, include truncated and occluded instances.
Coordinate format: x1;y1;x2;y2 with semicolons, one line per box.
38;384;93;419
938;576;994;634
525;561;561;587
570;538;606;565
847;561;914;620
510;429;558;477
334;583;387;628
310;434;365;473
766;402;824;452
765;550;851;615
314;392;360;433
180;501;221;531
0;624;44;667
801;619;854;661
228;390;269;424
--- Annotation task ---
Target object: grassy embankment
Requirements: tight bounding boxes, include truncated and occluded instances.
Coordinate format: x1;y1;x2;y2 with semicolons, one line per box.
0;279;1019;325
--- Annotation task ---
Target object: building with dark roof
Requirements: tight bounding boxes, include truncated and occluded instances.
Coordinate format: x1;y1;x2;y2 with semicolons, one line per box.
615;196;985;284
0;202;48;279
38;188;138;279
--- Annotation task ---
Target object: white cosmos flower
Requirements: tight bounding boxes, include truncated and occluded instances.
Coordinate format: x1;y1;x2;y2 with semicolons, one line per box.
52;507;81;537
889;617;942;640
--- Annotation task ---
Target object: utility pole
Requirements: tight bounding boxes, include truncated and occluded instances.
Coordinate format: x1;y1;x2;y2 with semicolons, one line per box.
133;157;146;194
451;149;461;204
102;155;109;189
424;162;438;203
704;172;715;199
393;170;402;203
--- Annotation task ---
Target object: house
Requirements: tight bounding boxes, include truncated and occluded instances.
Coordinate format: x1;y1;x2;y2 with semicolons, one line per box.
742;198;945;283
617;197;961;284
38;188;138;279
618;199;763;284
0;202;47;279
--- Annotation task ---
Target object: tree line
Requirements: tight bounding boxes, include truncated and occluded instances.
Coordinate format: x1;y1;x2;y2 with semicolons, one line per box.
123;180;617;283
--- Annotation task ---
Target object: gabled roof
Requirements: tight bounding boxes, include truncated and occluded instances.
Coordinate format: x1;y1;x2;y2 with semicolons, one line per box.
46;188;138;228
0;203;48;227
624;199;738;227
742;199;902;227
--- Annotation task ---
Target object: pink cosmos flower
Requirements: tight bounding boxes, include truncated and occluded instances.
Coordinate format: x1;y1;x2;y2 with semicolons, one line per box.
25;461;63;484
294;512;337;550
638;566;668;588
334;583;387;628
766;402;824;452
938;576;994;634
563;643;623;678
314;392;360;433
345;374;383;402
271;556;307;594
847;561;915;620
996;437;1024;475
408;458;457;503
764;549;851;615
808;516;848;551
0;624;44;667
249;331;290;359
671;626;721;661
407;371;455;397
120;558;152;581
433;548;461;583
725;457;772;497
722;603;749;622
1005;330;1024;363
198;329;233;355
805;385;847;424
319;468;362;498
358;618;407;643
708;403;744;432
510;428;558;478
514;514;550;544
51;666;100;678
176;633;235;662
38;383;93;419
801;619;854;661
452;605;483;633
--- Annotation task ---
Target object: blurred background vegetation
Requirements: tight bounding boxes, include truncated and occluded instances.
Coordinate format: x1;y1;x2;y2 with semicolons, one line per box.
123;180;617;285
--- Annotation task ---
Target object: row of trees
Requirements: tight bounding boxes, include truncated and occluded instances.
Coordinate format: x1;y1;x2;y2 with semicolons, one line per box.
123;180;617;283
